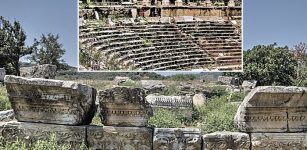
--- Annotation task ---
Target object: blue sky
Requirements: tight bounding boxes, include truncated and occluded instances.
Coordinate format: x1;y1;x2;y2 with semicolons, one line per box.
244;0;307;50
1;0;306;67
0;0;78;66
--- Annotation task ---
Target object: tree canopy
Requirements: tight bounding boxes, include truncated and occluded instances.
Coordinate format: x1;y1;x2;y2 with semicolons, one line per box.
29;33;66;70
0;16;31;75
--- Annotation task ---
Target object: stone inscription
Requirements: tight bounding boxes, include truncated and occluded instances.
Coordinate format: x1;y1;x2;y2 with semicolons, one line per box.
154;128;201;150
87;126;152;150
4;75;96;125
251;133;307;150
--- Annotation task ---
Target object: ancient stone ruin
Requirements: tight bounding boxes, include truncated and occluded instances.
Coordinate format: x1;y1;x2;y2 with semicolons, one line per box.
79;0;242;71
20;64;57;79
2;75;305;149
98;86;153;126
146;95;193;109
4;75;96;125
235;86;307;149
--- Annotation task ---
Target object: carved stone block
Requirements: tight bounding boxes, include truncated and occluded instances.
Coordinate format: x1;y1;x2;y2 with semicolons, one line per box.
0;121;86;149
4;75;96;125
202;132;250;150
235;86;307;132
251;133;307;150
87;125;152;150
153;128;201;150
98;86;153;126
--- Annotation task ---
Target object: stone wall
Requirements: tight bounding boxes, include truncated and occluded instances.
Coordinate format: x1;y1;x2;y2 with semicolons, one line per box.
3;76;305;150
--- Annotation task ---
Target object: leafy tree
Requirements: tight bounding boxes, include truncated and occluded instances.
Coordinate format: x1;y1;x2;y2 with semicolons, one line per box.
224;44;297;86
29;33;66;70
0;16;31;75
243;44;297;86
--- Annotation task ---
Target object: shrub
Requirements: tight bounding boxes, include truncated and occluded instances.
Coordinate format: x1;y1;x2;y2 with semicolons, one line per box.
149;108;182;128
162;84;180;96
228;92;245;102
194;94;239;133
0;86;11;111
0;134;90;150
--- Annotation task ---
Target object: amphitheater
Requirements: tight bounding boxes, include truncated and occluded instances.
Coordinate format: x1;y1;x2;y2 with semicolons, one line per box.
79;0;242;71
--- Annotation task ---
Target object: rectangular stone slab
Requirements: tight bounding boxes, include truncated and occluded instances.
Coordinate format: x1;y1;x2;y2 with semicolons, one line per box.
251;133;307;150
0;121;86;149
288;107;307;132
202;132;250;150
4;75;96;125
240;107;288;132
87;125;153;150
153;128;201;150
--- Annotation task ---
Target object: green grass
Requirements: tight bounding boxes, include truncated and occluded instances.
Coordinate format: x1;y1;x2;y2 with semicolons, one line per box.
149;92;240;133
0;86;11;111
193;94;239;133
0;134;89;150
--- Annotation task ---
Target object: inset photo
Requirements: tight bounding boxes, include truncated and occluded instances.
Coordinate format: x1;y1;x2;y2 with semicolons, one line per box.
78;0;242;71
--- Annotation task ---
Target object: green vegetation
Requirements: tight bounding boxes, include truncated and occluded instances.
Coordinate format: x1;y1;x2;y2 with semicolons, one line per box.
149;108;183;128
0;16;32;75
29;33;66;70
162;84;181;96
167;74;197;81
119;80;142;88
149;92;240;133
0;86;10;111
0;134;89;150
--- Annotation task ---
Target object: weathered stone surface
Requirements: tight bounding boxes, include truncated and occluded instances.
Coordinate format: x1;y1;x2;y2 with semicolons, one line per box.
0;68;5;83
113;76;131;85
98;86;153;126
218;76;240;87
0;109;14;122
20;64;57;79
193;93;206;106
141;80;166;94
146;95;193;109
0;121;86;149
87;125;152;150
4;75;96;125
202;132;250;150
153;128;201;150
235;86;307;132
251;133;307;150
242;80;257;94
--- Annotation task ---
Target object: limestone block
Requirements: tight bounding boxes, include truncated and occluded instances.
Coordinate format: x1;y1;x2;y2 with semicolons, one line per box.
0;109;14;122
146;95;193;109
153;128;201;150
251;133;307;150
235;86;307;132
202;132;250;150
98;86;153;126
87;126;152;150
20;64;57;79
228;0;235;7
0;121;86;149
141;80;166;94
4;75;96;125
193;93;206;106
242;80;257;94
